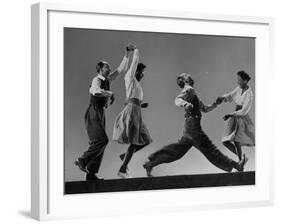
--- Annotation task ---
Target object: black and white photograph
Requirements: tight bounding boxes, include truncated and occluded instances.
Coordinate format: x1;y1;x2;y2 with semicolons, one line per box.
2;0;279;223
63;28;255;194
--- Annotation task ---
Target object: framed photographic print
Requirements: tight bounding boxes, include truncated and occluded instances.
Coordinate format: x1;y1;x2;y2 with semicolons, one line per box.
31;2;274;221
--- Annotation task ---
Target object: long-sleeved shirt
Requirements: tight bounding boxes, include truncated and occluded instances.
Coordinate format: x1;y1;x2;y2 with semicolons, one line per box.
175;84;217;113
90;55;129;97
124;49;143;100
222;86;253;116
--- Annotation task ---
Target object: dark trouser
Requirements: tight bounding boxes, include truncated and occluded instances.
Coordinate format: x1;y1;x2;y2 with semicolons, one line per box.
120;144;149;172
79;104;109;175
148;117;236;172
223;141;242;161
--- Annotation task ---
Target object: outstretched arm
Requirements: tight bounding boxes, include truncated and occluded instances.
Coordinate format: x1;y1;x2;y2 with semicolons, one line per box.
107;47;131;82
199;99;218;113
125;48;139;82
222;86;239;103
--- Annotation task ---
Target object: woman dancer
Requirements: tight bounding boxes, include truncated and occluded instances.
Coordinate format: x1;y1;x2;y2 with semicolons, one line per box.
219;70;255;162
75;45;131;180
113;46;152;178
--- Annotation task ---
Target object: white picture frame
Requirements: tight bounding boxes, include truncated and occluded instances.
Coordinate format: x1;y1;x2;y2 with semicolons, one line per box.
31;2;274;221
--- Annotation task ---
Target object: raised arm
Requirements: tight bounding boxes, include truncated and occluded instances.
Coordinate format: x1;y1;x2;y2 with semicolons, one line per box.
222;86;239;103
89;77;113;97
125;48;139;82
107;48;130;82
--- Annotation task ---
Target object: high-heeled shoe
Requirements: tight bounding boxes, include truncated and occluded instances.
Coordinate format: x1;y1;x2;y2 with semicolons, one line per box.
143;162;153;177
237;154;248;172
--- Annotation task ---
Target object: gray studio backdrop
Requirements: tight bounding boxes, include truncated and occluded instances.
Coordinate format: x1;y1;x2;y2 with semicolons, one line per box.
64;28;255;182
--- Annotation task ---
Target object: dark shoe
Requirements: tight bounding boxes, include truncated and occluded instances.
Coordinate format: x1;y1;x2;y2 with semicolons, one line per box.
236;154;248;172
75;159;89;174
143;162;153;177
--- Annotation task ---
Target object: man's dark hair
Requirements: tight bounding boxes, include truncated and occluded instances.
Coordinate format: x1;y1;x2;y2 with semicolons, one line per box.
96;61;106;73
237;70;251;82
135;63;146;81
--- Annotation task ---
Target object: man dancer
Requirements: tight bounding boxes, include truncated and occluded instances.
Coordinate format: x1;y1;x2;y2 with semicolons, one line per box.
143;73;248;177
75;45;134;180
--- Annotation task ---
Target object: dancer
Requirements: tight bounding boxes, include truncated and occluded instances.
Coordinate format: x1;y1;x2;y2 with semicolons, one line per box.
75;45;134;180
218;70;255;161
143;73;247;177
113;46;152;178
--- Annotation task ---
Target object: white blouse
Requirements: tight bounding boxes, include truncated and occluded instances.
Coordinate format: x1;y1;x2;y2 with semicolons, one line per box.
223;86;253;116
124;49;143;101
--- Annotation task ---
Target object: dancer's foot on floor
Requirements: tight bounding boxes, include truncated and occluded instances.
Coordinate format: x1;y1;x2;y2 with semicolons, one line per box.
143;162;153;177
236;154;248;172
117;167;131;179
86;173;103;181
74;158;89;174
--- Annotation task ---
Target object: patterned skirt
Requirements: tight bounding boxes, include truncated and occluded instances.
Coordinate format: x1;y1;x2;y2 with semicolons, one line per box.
112;98;152;145
222;114;255;146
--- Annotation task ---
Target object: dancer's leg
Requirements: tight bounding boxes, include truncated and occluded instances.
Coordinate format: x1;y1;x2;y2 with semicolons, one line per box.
223;141;238;155
234;141;243;161
119;144;135;173
194;132;246;172
119;143;148;161
144;140;192;176
119;144;149;172
76;106;108;177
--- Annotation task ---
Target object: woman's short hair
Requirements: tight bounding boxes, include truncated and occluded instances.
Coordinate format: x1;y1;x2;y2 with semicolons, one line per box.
237;70;251;82
136;63;146;72
177;76;186;88
96;61;107;73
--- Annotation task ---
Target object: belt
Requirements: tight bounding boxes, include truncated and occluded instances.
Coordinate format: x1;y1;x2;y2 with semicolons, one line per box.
185;114;201;120
125;98;141;106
